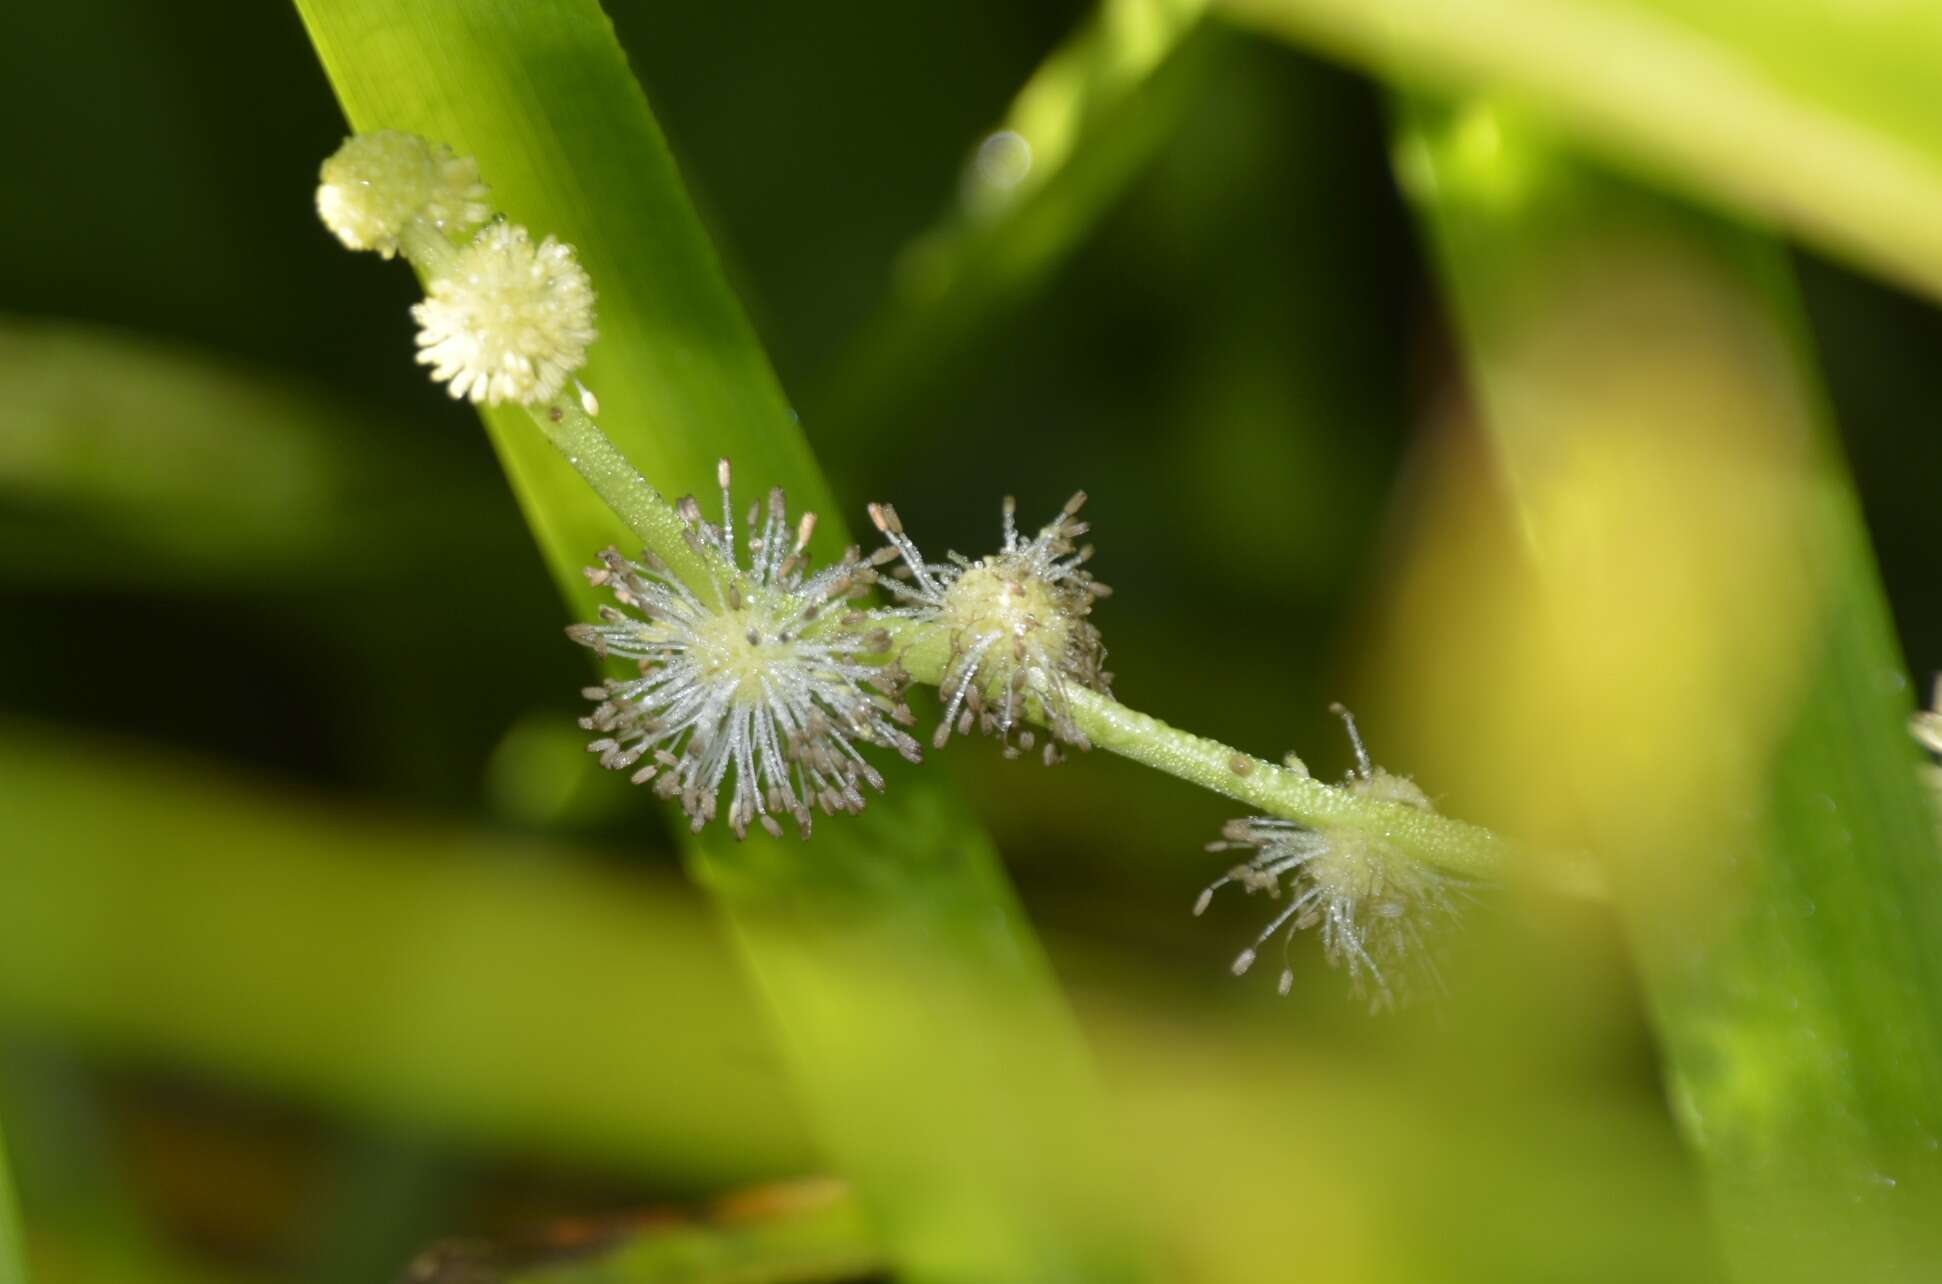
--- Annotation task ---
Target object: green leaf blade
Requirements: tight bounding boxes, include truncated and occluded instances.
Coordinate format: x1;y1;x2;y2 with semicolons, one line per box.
293;3;1152;1280
1397;95;1942;1280
1228;0;1942;302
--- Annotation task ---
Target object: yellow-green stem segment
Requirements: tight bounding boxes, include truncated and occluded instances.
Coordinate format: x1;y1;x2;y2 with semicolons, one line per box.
524;401;718;591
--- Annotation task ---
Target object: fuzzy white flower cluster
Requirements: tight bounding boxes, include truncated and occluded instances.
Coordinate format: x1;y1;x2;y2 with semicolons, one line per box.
412;222;598;408
1196;707;1466;1008
568;463;920;838
868;493;1111;763
315;131;491;259
316;131;598;411
567;470;1121;836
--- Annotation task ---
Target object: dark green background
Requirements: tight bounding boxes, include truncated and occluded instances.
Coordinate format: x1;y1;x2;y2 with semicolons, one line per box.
3;2;1940;1280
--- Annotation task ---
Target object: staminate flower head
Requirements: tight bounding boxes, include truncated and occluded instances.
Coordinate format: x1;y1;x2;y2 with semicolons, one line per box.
868;493;1110;763
567;461;920;839
315;131;491;258
412;221;597;408
1195;706;1463;1009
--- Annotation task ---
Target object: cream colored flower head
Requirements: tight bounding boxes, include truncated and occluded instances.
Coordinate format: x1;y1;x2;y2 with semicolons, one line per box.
315;131;491;258
411;222;598;407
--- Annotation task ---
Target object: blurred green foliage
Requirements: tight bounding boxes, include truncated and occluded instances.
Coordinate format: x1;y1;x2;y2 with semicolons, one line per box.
1399;96;1942;1281
3;0;1942;1282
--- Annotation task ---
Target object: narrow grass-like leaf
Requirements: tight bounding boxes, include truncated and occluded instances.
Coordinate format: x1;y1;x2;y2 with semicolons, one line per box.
0;317;497;587
818;0;1221;445
0;721;805;1184
293;4;1145;1279
1225;0;1942;302
1397;98;1942;1281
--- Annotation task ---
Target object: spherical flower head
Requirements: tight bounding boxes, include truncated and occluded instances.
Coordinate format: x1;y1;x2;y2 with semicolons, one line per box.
868;492;1111;763
567;461;920;839
315;131;491;258
1195;707;1464;1009
411;222;598;408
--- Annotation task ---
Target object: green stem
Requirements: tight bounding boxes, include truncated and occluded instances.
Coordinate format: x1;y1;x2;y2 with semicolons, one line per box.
522;400;718;590
1067;689;1502;876
397;217;458;275
889;618;1506;878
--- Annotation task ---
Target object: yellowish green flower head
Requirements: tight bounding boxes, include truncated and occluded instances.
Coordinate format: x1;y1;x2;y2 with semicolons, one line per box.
315;130;491;258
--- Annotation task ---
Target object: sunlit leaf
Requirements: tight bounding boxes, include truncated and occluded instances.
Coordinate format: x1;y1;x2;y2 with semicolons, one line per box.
1226;0;1942;301
0;721;805;1185
292;3;1150;1279
1394;98;1942;1281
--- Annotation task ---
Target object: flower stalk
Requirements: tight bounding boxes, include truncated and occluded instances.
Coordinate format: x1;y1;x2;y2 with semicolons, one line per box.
496;397;1512;878
313;120;1509;1018
515;405;1510;878
524;399;718;591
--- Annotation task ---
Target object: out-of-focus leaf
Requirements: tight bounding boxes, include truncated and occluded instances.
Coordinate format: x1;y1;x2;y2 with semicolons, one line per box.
294;5;1148;1281
0;1048;226;1284
459;1180;879;1284
0;720;806;1186
0;1128;22;1284
1224;0;1942;302
28;1229;242;1284
818;0;1221;447
1087;994;1724;1284
1394;98;1942;1281
0;318;502;587
0;727;1736;1284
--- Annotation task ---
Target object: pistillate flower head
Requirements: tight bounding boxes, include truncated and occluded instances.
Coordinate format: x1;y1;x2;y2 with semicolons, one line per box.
412;221;598;408
568;461;920;839
1196;706;1463;1009
868;493;1110;763
315;131;491;258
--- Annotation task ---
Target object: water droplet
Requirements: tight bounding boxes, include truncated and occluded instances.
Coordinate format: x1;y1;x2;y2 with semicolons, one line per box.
972;129;1033;192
